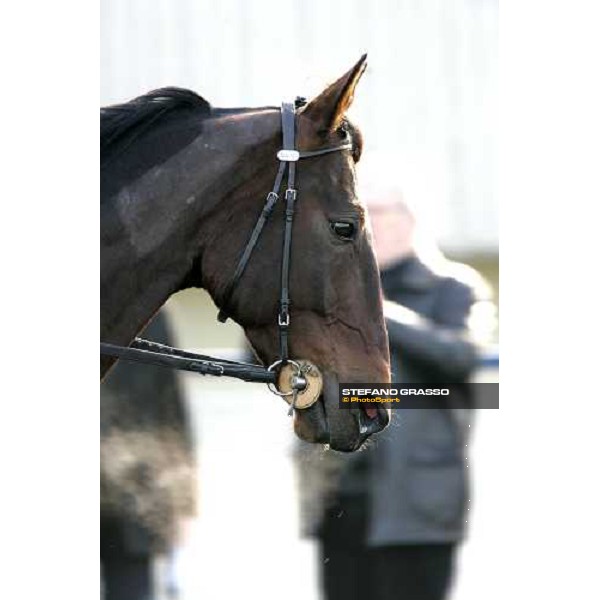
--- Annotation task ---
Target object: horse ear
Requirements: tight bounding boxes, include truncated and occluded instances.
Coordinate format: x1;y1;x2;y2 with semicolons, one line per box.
301;54;368;133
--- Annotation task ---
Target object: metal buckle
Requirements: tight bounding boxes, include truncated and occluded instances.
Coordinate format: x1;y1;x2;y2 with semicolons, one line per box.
278;312;290;327
277;149;300;162
210;363;225;376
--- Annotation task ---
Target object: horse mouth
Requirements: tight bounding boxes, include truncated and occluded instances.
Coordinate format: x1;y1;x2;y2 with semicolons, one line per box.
331;403;390;452
292;375;390;451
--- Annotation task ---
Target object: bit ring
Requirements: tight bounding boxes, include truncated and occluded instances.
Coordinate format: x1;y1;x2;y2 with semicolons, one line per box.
267;359;301;397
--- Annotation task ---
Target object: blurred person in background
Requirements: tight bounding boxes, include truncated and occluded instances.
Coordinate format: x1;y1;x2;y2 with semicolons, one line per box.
101;312;196;600
295;158;495;600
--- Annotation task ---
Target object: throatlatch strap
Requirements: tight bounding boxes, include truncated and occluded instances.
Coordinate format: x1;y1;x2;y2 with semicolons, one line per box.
217;101;299;332
217;159;287;322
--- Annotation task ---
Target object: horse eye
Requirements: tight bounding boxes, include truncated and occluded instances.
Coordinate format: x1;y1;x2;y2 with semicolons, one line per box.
330;221;356;240
336;125;349;139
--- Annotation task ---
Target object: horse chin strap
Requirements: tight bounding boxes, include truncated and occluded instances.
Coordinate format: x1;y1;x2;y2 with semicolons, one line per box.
101;100;350;411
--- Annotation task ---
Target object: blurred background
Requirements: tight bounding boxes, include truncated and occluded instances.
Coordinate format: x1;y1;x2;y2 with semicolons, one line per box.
101;1;498;599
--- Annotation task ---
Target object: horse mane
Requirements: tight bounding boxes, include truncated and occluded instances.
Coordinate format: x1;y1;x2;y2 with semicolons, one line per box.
101;87;211;165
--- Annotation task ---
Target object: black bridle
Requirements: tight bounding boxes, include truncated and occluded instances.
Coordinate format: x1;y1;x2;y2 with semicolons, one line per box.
100;100;352;399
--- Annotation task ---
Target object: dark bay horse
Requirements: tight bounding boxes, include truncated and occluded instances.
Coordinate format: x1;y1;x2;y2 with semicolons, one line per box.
101;55;390;452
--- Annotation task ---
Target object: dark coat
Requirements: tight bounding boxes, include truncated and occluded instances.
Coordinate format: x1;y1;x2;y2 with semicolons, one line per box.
297;255;492;544
365;255;487;544
100;312;196;556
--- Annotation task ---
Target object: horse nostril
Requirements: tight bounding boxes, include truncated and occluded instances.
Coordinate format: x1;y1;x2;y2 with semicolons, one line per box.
363;405;378;420
356;405;389;440
361;404;389;428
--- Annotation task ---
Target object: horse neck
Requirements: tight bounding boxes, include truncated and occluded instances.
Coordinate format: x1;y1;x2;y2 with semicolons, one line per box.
100;109;279;347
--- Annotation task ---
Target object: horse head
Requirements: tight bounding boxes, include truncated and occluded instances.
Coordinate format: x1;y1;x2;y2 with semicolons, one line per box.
200;56;391;451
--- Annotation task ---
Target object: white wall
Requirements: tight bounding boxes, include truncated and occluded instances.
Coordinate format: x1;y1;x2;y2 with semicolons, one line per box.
101;0;497;253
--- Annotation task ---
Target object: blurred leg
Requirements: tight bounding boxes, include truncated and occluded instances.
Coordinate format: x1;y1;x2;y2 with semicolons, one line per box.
319;539;370;600
369;544;456;600
102;556;153;600
318;495;371;600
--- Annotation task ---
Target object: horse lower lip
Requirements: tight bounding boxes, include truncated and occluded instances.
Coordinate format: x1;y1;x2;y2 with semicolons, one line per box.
293;397;330;444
